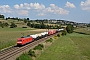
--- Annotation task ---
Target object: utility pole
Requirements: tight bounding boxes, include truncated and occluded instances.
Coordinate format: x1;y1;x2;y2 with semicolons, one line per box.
48;19;49;31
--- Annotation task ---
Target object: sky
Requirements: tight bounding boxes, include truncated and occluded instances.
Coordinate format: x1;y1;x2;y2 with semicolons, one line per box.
0;0;90;23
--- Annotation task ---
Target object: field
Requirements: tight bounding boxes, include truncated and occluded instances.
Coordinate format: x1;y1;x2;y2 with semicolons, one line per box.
0;27;47;50
36;28;90;60
74;27;90;35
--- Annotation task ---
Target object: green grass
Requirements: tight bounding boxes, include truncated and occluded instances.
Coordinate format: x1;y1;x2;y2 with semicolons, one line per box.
36;33;90;60
74;27;90;35
69;34;90;60
16;53;32;60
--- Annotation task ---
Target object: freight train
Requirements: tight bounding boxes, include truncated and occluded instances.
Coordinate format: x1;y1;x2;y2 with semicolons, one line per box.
17;28;64;46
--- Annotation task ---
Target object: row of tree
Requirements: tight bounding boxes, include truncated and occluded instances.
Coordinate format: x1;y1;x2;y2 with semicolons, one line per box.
27;21;74;34
27;22;61;29
6;17;30;21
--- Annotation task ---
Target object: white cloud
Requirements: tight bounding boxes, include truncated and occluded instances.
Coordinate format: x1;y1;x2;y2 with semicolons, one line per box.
20;4;23;8
38;13;45;16
0;3;69;17
43;4;69;15
80;0;90;11
18;10;29;16
50;4;56;8
65;1;76;8
14;3;45;10
0;5;12;13
14;4;19;9
13;3;69;16
31;3;45;9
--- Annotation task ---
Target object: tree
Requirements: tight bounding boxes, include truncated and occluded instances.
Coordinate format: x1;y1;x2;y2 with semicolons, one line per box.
10;22;17;28
40;23;46;29
34;24;41;28
27;18;29;20
30;23;35;28
24;19;28;23
87;24;90;27
0;22;9;28
0;14;4;18
3;22;9;27
15;17;18;20
8;17;10;19
47;25;50;30
66;24;74;33
6;18;8;20
0;21;2;26
0;22;4;28
57;24;61;29
27;22;31;27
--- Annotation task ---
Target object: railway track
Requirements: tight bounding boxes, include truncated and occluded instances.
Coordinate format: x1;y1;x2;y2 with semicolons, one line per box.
0;46;19;56
0;33;59;60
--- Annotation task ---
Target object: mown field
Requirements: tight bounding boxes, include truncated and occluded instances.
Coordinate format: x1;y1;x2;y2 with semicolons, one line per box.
0;27;47;50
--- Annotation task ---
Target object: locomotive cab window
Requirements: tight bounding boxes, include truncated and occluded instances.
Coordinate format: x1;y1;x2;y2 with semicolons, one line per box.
18;40;22;42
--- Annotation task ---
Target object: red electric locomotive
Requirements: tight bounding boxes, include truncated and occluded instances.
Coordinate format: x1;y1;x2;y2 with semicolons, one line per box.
17;36;33;45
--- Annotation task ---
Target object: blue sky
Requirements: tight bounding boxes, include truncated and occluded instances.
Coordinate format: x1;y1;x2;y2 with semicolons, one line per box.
0;0;90;23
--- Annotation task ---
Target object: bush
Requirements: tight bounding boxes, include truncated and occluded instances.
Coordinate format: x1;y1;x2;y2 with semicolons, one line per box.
53;36;58;39
46;38;53;43
28;49;36;57
10;22;17;28
57;34;60;37
22;26;27;28
3;22;9;27
33;44;44;50
16;53;32;60
0;22;9;28
61;30;67;36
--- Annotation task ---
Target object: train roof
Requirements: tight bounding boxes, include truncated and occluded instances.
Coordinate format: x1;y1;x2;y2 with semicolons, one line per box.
20;35;31;38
